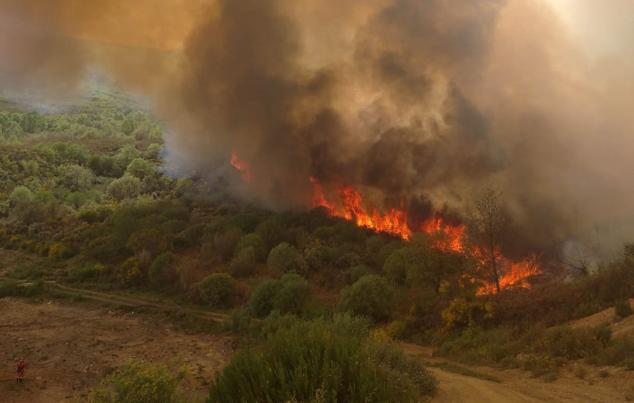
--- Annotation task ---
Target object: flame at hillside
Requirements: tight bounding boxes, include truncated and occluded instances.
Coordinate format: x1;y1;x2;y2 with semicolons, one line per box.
307;176;542;295
230;151;252;182
476;254;542;296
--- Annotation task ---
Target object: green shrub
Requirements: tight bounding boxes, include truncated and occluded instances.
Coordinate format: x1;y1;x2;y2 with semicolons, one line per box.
115;257;144;287
594;337;634;368
214;227;243;262
272;273;310;315
107;175;141;201
248;279;279;318
520;355;559;378
148;252;178;289
345;265;372;285
0;279;46;298
340;275;395;323
92;360;182;403
69;264;108;283
248;274;310;318
125;158;155;179
304;244;335;271
234;233;267;262
383;248;411;285
208;316;436;403
197;273;237;308
534;326;602;360
48;242;75;261
615;299;633;319
255;216;286;250
267;242;307;274
229;246;257;278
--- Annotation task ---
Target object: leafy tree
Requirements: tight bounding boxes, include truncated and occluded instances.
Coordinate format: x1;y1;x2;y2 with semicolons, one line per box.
9;186;34;207
248;273;310;318
383;248;411;285
248;279;279;318
229;246;258;277
340;275;395;323
467;188;510;294
197;273;237;308
255;216;286;250
126;158;155;179
272;273;309;315
235;233;266;262
148;252;178;289
304;244;336;271
127;228;169;258
107;175;142;201
267;242;307;274
214;226;243;262
59;164;94;191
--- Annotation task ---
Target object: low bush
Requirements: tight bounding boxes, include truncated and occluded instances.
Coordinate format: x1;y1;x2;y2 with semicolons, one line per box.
267;242;307;274
234;234;266;262
615;299;633;319
534;326;602;360
340;275;395;323
229;247;257;278
114;257;144;287
197;273;237;309
69;264;108;283
248;273;310;318
92;360;182;403
148;252;178;289
208;315;436;403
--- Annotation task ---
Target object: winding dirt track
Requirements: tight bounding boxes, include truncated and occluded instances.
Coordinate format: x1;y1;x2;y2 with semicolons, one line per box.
402;343;633;403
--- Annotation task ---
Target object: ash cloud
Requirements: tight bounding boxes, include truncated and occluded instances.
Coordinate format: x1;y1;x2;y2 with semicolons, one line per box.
3;0;634;257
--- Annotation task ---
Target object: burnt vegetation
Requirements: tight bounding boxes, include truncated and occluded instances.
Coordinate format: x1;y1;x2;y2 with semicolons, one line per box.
1;94;633;400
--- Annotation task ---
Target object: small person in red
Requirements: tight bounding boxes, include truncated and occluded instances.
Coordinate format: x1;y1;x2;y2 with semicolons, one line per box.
16;359;27;384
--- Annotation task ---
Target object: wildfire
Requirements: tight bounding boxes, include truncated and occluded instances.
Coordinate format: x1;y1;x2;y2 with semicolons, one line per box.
311;181;412;240
309;178;542;295
229;156;541;295
476;254;542;295
230;151;252;182
420;218;465;253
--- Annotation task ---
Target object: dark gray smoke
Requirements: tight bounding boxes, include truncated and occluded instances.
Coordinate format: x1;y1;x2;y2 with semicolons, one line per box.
2;0;634;258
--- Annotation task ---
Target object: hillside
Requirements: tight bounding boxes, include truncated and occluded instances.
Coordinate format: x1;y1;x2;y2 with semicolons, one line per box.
1;94;633;402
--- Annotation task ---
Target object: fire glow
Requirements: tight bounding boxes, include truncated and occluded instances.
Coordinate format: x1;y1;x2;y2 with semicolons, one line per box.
230;151;252;182
309;178;542;295
231;156;541;295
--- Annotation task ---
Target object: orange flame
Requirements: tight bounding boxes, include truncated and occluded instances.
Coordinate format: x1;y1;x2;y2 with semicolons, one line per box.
309;178;542;294
311;181;412;239
476;254;542;295
420;218;465;253
230;151;252;182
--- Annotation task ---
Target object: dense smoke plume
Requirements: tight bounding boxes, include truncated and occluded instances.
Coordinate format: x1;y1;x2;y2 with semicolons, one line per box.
2;0;634;258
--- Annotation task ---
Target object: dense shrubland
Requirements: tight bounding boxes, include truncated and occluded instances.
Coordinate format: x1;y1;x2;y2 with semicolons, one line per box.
1;93;633;400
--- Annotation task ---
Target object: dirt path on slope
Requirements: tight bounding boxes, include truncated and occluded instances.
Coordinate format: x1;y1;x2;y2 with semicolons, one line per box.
402;343;634;403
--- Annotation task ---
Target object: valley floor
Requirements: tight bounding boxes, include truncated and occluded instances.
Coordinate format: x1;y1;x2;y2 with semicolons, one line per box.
0;298;232;402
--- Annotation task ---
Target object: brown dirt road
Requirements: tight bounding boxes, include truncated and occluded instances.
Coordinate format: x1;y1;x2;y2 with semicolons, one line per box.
403;344;634;403
0;298;233;403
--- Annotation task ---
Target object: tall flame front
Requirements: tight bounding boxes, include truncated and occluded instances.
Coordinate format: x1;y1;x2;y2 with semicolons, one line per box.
233;155;541;295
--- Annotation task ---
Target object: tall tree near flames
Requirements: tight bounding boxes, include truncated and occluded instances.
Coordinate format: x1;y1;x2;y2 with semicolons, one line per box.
467;188;510;294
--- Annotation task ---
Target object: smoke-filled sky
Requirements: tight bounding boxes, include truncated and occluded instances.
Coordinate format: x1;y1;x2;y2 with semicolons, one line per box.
1;0;634;257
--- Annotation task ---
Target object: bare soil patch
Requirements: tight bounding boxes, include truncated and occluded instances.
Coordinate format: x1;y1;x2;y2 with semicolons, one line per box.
0;298;232;403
